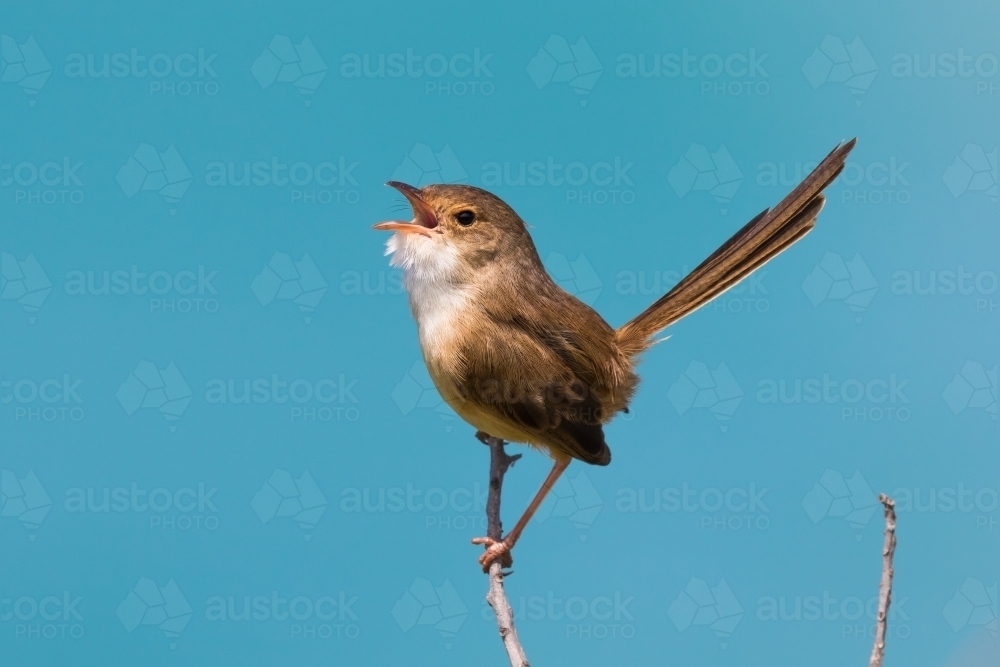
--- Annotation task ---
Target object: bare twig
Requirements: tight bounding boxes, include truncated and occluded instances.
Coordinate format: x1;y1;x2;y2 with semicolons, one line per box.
474;437;898;667
479;433;530;667
869;494;896;667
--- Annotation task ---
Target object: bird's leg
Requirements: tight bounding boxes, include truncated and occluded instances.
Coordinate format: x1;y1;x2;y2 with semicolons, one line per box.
473;457;570;572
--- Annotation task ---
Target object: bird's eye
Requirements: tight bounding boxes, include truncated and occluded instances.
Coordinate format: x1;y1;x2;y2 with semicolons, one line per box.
455;210;476;226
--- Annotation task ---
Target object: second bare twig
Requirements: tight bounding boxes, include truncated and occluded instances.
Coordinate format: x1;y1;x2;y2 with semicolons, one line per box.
869;493;897;667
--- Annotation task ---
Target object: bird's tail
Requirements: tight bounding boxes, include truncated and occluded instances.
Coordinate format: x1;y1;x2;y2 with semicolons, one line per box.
615;138;856;358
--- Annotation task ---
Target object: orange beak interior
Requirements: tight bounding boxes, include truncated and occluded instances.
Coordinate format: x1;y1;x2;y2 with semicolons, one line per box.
373;181;439;236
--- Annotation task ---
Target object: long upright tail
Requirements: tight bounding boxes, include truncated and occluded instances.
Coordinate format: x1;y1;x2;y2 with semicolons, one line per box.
616;138;856;358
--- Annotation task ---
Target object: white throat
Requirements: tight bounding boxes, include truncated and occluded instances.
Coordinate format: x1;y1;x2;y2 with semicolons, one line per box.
385;232;471;354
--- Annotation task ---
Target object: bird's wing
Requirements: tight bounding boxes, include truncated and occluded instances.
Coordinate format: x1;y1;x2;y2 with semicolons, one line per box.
455;314;612;466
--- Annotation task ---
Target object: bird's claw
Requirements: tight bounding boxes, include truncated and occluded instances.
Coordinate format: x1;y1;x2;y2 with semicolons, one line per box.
471;536;513;572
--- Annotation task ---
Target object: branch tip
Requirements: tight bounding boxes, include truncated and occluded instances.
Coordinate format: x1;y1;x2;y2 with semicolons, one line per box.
869;493;897;667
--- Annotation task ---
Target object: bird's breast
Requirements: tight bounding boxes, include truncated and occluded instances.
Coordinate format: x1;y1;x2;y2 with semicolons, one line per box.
407;271;473;369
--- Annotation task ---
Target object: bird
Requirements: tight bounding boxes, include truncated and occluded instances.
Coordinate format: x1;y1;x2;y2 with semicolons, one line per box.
374;139;856;570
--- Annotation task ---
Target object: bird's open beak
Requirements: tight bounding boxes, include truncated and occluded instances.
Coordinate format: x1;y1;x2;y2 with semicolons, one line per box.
373;181;439;237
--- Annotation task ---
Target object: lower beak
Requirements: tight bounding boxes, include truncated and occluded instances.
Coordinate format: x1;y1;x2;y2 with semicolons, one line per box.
373;181;439;236
371;220;434;236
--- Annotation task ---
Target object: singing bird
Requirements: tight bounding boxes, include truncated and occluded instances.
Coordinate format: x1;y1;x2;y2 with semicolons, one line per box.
375;139;856;570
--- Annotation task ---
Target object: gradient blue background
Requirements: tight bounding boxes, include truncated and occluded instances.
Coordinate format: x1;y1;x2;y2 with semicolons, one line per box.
2;1;997;665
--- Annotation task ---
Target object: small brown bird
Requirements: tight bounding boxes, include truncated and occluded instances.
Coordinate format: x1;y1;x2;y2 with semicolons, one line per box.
375;139;856;570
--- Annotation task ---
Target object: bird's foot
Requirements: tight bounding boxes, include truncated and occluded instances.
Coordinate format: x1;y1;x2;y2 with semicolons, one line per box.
471;536;513;572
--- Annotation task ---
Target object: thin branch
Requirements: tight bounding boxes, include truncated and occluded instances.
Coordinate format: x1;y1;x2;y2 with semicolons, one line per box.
474;441;898;667
869;494;897;667
479;433;530;667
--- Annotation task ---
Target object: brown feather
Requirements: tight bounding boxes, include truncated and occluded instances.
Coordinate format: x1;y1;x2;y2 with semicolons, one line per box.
385;139;856;466
615;138;856;357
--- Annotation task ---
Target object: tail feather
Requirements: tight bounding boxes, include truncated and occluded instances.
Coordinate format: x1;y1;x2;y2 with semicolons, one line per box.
616;138;856;357
658;196;823;326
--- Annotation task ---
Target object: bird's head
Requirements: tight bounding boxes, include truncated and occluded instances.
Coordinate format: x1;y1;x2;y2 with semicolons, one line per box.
374;181;537;280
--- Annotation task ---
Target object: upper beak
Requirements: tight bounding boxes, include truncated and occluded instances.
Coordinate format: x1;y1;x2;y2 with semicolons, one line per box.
373;181;439;236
